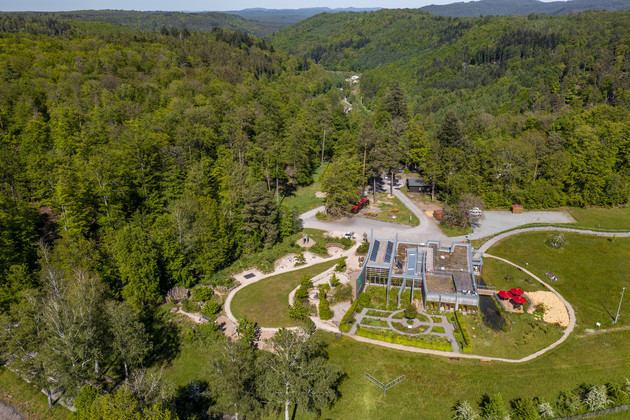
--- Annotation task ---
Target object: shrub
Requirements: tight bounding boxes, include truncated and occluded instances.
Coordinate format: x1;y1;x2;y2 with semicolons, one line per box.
310;241;328;255
75;385;99;412
237;317;260;345
354;327;452;351
546;233;565;248
299;274;312;287
191;287;214;302
337;237;353;249
451;400;478;420
537;400;554;419
556;391;583;416
356;241;370;254
195;322;222;342
606;382;629;406
454;311;472;353
181;299;200;313
404;303;418;319
202;300;220;317
510;397;538;420
315;211;328;220
357;292;371;308
335;257;347;272
479;394;508;420
295;284;310;300
319;295;333;320
584;385;610;411
339;299;360;332
332;284;352;303
330;273;341;288
319;283;331;293
288;301;309;321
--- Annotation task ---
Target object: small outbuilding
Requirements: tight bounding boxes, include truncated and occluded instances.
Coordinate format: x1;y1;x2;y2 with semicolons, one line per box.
407;177;431;193
433;209;444;220
511;205;523;214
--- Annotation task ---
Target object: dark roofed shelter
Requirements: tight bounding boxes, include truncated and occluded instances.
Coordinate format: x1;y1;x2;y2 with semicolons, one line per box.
407;177;431;193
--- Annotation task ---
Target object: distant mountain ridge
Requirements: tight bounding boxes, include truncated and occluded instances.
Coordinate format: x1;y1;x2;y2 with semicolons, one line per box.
421;0;630;17
225;8;381;26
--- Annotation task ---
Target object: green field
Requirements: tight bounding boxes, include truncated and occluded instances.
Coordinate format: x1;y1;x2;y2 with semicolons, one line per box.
490;232;630;332
463;313;564;359
230;261;337;327
316;330;630;419
567;206;630;230
281;165;326;215
479;257;547;293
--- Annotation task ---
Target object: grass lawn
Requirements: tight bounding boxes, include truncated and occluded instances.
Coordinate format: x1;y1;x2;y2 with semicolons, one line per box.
231;261;337;328
0;367;69;420
567;206;630;230
439;223;472;237
281;165;326;215
489;232;630;332
463;312;564;359
315;329;630;420
362;193;419;226
478;257;547;293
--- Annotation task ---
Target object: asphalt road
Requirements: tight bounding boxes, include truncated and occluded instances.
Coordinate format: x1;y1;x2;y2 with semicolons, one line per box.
302;185;575;243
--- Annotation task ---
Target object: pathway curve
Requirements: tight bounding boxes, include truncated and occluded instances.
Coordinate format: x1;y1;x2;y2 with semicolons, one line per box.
224;244;359;325
228;211;629;361
475;226;630;258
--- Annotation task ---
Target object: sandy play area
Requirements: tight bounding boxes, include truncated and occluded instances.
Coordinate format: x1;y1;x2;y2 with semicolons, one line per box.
526;291;570;327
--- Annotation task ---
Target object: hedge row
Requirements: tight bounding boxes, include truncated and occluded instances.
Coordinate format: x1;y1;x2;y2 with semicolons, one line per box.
454;311;472;353
339;300;360;332
355;327;453;352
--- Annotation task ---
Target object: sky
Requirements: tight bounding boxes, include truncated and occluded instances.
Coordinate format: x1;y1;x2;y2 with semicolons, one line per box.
0;0;471;12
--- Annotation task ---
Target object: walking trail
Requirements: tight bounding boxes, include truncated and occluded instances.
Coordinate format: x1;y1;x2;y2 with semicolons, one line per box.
224;216;630;362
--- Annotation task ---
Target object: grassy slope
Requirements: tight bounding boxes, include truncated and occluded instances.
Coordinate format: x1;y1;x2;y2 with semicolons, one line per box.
230;260;337;327
0;367;69;419
281;165;326;215
317;330;630;419
490;232;630;331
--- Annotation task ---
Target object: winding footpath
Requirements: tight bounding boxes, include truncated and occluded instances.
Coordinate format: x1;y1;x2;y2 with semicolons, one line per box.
224;216;630;362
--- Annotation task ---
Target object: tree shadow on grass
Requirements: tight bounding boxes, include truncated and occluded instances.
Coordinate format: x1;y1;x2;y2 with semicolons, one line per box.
144;307;181;366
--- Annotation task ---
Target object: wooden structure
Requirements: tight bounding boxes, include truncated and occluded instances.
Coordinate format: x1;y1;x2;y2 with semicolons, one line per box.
407;177;431;193
511;205;523;214
433;209;444;220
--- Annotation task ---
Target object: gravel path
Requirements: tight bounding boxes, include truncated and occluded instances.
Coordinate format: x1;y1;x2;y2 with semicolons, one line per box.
0;400;23;420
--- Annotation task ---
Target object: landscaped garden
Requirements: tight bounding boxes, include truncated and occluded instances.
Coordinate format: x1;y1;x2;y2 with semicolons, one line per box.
230;261;337;327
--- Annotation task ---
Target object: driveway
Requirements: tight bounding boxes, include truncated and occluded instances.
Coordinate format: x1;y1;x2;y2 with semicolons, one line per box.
302;187;575;243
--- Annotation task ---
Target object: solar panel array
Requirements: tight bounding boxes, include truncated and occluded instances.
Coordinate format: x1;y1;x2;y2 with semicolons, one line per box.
384;241;394;263
369;240;380;262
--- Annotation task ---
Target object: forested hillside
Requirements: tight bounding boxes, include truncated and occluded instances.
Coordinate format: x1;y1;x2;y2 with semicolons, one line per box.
421;0;630;17
0;18;351;415
271;9;630;210
1;10;281;37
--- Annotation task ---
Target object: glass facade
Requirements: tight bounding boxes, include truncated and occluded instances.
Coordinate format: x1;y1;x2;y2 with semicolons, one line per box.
366;267;389;285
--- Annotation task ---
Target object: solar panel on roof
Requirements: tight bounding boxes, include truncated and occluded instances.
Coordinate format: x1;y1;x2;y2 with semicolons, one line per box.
384;242;394;263
369;240;380;261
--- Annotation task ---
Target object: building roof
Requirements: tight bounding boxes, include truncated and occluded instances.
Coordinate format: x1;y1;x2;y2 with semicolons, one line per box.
407;178;429;187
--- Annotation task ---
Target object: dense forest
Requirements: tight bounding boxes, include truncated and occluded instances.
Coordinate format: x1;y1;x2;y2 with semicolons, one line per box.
273;9;630;210
0;16;349;418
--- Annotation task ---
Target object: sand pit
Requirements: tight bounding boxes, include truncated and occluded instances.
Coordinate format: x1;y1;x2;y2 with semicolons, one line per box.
526;291;570;327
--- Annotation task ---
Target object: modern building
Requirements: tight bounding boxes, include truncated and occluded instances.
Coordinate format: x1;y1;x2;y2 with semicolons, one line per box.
356;233;483;312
